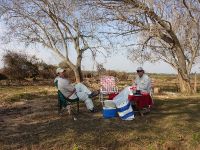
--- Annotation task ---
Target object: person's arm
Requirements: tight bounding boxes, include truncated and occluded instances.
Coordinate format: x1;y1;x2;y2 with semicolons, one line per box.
59;78;75;92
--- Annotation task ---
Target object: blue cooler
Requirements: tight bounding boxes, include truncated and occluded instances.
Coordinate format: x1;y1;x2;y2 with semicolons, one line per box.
102;107;117;119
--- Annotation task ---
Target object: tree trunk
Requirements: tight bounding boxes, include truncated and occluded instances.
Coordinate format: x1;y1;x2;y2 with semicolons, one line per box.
177;72;193;94
194;72;197;93
74;51;83;83
74;66;83;83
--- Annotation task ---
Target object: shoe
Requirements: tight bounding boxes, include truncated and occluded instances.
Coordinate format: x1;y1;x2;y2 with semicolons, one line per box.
89;108;98;113
88;91;99;98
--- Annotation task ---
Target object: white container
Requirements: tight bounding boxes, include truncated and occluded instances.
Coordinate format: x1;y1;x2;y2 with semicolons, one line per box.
103;100;116;108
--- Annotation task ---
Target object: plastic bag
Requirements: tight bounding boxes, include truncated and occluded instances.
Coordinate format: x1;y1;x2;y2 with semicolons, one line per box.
113;87;130;106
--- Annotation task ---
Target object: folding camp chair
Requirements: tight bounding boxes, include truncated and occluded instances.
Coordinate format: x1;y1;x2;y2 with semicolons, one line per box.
99;76;119;105
54;80;79;115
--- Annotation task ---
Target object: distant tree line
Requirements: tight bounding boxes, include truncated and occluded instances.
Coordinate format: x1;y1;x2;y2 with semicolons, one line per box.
0;51;130;81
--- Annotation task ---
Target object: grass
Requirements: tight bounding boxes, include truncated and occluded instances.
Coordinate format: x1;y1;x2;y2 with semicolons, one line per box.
191;132;200;146
0;82;200;150
0;85;56;104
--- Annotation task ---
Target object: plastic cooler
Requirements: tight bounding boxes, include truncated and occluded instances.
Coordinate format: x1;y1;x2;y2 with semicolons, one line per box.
102;107;117;119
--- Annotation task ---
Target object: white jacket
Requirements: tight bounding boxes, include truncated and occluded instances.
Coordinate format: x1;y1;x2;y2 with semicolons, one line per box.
54;77;75;98
134;74;151;93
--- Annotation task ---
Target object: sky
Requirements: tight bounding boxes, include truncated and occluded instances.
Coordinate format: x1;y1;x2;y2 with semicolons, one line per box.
0;41;180;74
0;22;199;74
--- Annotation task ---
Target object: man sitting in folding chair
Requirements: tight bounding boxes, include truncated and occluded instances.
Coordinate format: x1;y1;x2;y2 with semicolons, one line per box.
54;80;79;115
129;67;153;115
54;68;99;114
107;67;153;116
99;76;119;105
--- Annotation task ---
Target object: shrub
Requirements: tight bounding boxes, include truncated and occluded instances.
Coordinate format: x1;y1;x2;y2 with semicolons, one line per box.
37;62;57;79
117;71;129;81
3;51;39;80
106;70;117;77
97;63;106;75
83;71;94;78
0;72;8;80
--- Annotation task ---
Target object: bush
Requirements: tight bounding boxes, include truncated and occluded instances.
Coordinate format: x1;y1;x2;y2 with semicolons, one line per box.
37;62;57;79
83;71;97;78
3;51;39;80
0;72;8;80
117;71;129;81
106;70;117;77
97;64;106;75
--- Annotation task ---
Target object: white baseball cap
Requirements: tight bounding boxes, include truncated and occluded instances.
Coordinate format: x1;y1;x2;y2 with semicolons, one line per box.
136;67;144;71
56;67;65;74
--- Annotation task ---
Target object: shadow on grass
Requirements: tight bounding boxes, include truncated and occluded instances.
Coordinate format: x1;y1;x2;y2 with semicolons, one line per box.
153;97;200;117
0;95;200;149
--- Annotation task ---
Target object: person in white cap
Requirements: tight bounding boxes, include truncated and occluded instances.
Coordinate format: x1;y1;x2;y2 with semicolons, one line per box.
54;68;98;113
111;67;152;117
134;67;151;94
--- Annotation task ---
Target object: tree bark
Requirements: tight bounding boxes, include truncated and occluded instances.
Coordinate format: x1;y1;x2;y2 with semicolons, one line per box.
74;50;83;83
74;66;83;83
177;72;193;94
194;72;197;93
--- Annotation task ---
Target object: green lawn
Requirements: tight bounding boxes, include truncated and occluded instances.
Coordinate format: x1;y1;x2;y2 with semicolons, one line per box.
0;85;200;150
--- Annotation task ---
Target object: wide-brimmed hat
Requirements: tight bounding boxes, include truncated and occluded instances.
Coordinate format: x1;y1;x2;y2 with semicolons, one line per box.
56;67;65;74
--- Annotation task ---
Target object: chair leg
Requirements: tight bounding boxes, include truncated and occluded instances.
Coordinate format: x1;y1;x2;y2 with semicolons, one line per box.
77;101;79;113
58;99;62;114
67;105;71;115
100;93;104;106
139;109;144;116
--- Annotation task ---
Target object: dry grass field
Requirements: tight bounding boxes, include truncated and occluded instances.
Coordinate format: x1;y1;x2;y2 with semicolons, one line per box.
0;75;200;150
